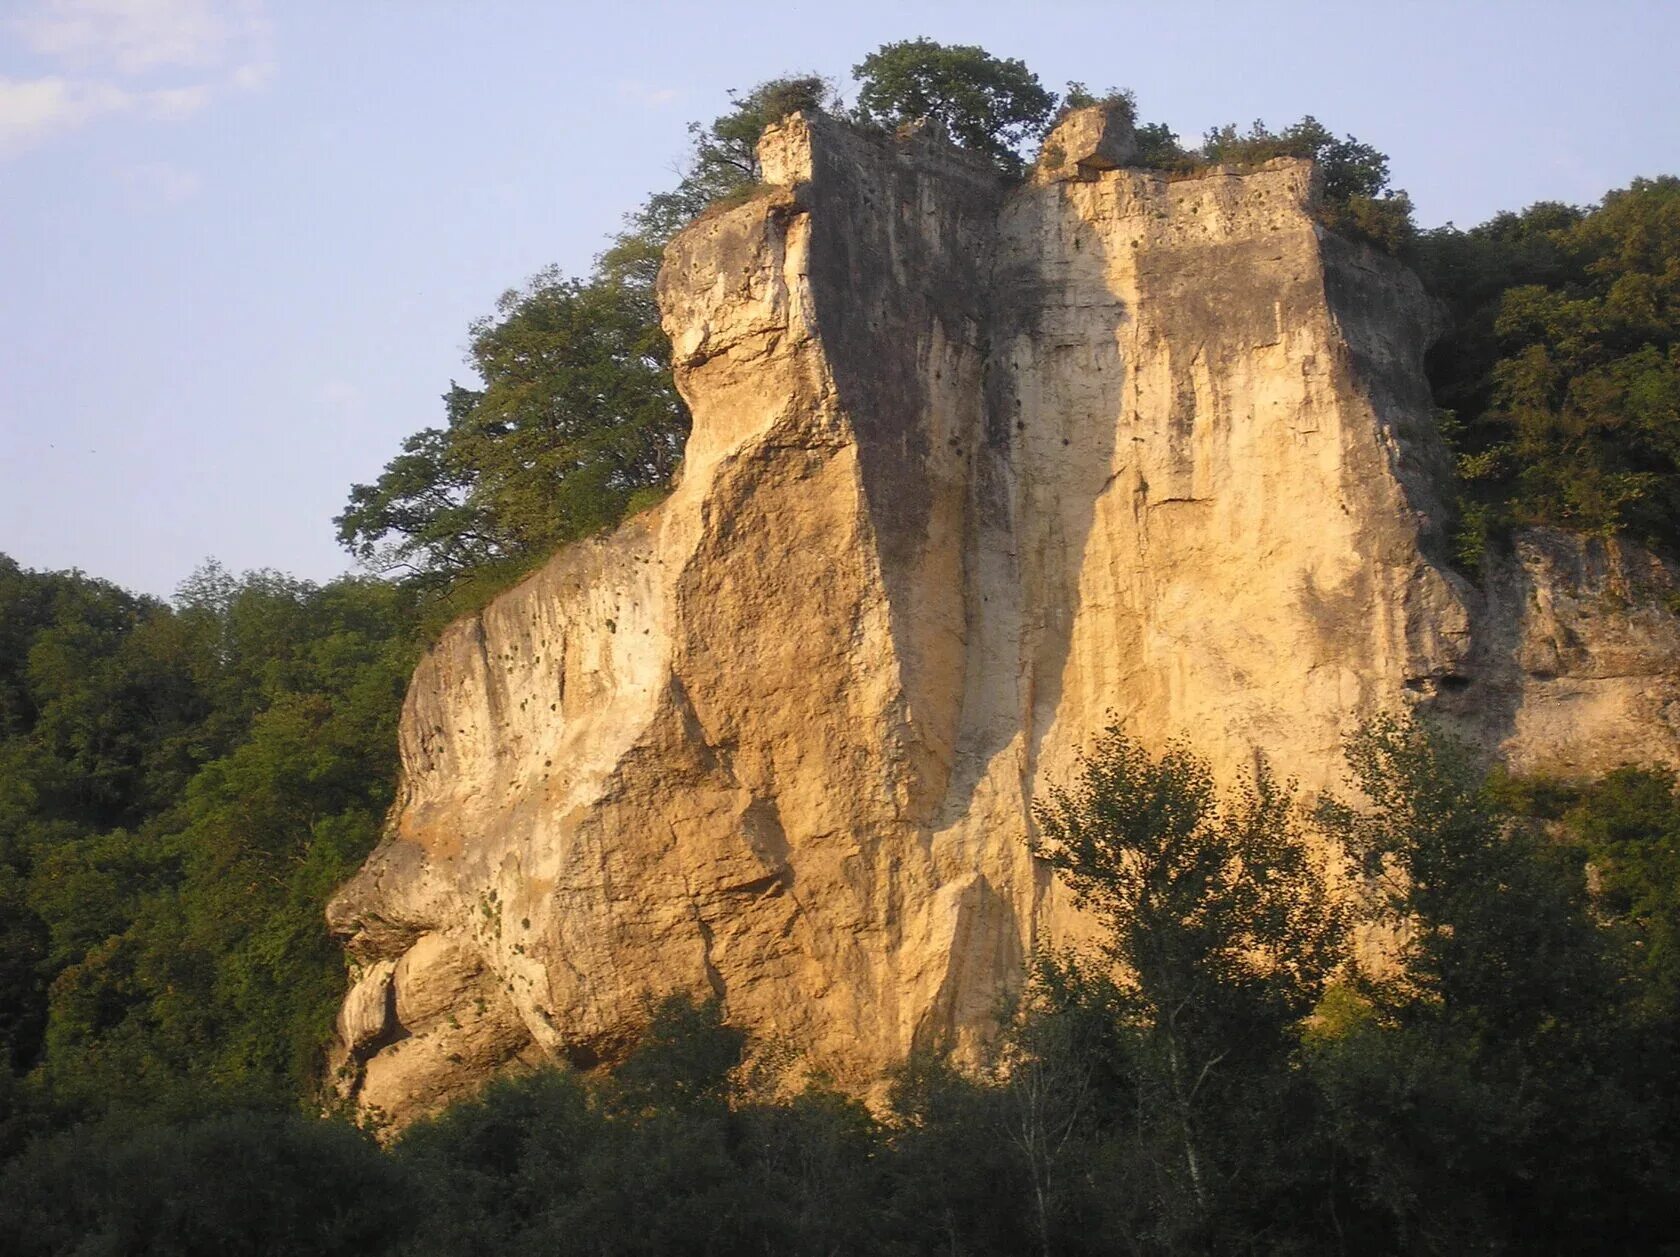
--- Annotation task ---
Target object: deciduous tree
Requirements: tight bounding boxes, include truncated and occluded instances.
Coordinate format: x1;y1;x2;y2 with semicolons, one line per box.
853;38;1056;171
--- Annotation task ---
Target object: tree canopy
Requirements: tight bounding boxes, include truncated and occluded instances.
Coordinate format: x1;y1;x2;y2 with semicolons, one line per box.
335;271;686;590
0;556;417;1114
853;38;1057;171
6;564;1680;1252
598;74;838;294
1418;177;1680;553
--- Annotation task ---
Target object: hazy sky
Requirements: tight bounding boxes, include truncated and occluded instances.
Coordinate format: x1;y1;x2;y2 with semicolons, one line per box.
3;0;1678;598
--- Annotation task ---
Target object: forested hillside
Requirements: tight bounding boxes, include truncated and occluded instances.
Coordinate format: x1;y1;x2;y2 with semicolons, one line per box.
4;38;1680;1257
0;560;417;1116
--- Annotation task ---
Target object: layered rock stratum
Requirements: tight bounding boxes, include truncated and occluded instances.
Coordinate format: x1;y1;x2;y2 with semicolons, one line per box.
327;108;1680;1126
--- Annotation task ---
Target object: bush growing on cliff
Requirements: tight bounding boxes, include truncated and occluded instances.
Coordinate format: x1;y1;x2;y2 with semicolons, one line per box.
1193;116;1416;253
598;74;839;294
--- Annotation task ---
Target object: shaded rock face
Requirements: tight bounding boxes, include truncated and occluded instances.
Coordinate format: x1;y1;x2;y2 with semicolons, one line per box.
327;109;1680;1125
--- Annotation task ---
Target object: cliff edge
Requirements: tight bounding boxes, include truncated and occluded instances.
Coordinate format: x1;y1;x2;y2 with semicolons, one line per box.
326;108;1680;1125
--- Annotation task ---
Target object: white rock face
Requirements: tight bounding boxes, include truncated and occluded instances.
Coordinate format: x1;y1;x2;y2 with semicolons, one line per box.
327;111;1680;1126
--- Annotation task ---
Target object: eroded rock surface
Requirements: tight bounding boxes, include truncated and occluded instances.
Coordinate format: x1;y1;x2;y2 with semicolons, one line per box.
328;107;1680;1125
1034;103;1138;181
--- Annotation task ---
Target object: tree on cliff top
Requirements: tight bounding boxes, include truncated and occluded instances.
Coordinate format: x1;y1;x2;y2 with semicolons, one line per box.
1196;116;1415;254
852;38;1056;171
335;270;686;591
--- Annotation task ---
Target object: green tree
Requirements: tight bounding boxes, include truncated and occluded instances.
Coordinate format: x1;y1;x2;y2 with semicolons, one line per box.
1314;717;1664;1252
0;866;46;1072
606;993;745;1117
395;995;892;1257
1202;115;1389;203
0;557;417;1115
853;38;1056;171
41;574;415;1110
1420;177;1680;548
1029;727;1345;1251
336;271;687;590
343;78;846;598
1562;766;1680;1020
1200;116;1415;253
0;1110;411;1257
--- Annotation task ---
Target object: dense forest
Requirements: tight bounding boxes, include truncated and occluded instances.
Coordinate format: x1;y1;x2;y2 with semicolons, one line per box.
3;38;1680;1256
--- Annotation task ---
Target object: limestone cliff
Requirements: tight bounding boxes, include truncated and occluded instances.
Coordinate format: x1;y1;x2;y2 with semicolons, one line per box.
327;108;1680;1125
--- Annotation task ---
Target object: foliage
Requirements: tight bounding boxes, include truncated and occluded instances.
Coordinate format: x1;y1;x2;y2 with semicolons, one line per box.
1419;177;1680;546
0;1110;409;1257
1028;104;1414;253
1314;717;1668;1252
1561;766;1680;1018
1033;729;1343;1040
391;994;890;1257
1058;83;1136;119
7;705;1680;1253
606;992;745;1115
1026;729;1346;1253
1490;764;1680;1031
853;38;1056;172
1201;117;1387;202
0;556;416;1117
1322;717;1613;1037
341;75;839;600
1196;116;1415;253
335;270;686;589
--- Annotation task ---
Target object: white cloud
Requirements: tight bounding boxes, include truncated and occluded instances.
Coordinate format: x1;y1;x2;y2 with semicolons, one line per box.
145;83;211;119
12;0;253;74
228;61;270;92
0;74;129;156
0;74;217;156
1;1;272;159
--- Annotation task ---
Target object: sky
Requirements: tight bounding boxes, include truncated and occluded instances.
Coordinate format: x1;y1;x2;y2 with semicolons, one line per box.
2;0;1678;599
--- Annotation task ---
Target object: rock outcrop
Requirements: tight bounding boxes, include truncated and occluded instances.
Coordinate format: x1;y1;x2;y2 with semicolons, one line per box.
327;106;1680;1126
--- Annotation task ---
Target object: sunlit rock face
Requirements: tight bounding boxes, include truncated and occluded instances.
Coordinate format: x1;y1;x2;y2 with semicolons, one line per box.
326;107;1680;1127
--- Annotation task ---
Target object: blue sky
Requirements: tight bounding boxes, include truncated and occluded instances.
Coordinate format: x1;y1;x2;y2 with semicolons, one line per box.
3;0;1677;597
